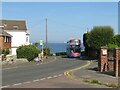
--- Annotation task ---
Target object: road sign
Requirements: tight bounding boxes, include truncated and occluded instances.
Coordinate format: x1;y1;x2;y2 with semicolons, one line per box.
40;40;43;45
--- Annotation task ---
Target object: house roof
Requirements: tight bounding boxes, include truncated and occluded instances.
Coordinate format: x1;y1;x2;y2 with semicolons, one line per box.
0;20;27;30
0;29;12;37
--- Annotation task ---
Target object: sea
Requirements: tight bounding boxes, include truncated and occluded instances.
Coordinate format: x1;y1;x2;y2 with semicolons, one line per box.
37;43;85;54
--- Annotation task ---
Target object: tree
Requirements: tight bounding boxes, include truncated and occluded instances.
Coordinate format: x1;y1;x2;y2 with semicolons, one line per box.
88;26;114;50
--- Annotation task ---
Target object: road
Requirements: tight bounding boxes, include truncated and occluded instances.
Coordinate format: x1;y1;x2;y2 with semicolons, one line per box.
2;56;108;88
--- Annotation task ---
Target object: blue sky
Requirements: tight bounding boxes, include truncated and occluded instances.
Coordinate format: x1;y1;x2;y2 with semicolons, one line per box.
2;2;118;43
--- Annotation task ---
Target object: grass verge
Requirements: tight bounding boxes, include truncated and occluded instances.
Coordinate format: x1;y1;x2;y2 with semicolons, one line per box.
83;79;120;88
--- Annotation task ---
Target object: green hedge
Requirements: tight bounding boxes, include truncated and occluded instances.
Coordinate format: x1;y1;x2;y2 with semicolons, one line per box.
17;45;40;61
55;52;67;56
2;49;10;56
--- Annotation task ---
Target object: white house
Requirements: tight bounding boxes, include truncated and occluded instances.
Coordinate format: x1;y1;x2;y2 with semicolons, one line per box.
0;20;30;55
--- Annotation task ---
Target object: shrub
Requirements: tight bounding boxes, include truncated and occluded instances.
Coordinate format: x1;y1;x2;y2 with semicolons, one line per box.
107;43;118;51
55;52;67;56
111;35;120;47
34;42;39;48
83;26;114;58
17;45;40;61
42;48;51;56
2;49;10;56
88;26;114;50
83;32;91;56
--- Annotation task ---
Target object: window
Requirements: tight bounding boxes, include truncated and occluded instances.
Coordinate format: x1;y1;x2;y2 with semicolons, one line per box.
13;26;18;29
9;37;11;42
7;37;9;42
4;36;6;42
4;36;11;43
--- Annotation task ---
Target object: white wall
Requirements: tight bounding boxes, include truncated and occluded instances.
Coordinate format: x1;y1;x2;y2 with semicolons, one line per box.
5;30;30;55
11;48;17;55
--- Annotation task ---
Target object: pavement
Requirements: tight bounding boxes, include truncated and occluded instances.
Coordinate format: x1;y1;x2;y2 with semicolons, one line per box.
2;56;57;69
64;57;119;88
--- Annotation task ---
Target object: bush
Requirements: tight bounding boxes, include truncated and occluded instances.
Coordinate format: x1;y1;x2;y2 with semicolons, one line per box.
55;52;67;56
83;33;90;56
17;45;40;61
88;26;114;50
83;26;114;58
42;48;50;56
34;42;39;48
107;43;118;51
2;49;10;56
111;35;120;47
48;53;53;56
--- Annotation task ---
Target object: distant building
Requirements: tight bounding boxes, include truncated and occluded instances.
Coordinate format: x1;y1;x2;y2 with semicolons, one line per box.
0;20;30;55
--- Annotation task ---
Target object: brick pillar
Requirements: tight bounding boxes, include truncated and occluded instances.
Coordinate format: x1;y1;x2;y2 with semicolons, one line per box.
98;47;108;72
114;48;120;77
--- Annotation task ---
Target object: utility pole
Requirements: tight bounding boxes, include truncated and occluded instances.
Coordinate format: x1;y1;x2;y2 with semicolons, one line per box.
46;18;48;59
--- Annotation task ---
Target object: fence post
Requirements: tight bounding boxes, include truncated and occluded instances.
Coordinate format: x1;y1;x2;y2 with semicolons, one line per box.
98;47;108;72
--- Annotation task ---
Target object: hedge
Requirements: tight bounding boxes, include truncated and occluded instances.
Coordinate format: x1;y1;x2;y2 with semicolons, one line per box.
2;49;10;56
17;45;40;61
55;52;67;56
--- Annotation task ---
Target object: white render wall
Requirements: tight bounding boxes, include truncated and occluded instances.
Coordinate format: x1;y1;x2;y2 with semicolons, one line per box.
5;30;30;55
11;48;17;55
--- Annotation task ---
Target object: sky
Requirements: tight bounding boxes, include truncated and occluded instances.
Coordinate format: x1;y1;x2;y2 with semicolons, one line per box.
2;2;118;43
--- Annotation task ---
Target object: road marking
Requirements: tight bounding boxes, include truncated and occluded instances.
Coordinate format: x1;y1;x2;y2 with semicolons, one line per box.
23;81;31;84
13;83;22;86
64;61;91;80
33;79;40;82
2;74;63;88
2;85;10;88
40;78;46;80
53;75;57;78
3;68;10;70
47;77;52;79
3;66;18;70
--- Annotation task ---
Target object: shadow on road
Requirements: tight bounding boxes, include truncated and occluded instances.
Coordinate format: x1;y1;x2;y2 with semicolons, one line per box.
87;66;115;77
61;55;98;62
88;67;98;72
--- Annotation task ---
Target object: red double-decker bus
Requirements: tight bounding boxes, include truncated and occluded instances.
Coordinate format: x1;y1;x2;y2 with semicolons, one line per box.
66;39;81;58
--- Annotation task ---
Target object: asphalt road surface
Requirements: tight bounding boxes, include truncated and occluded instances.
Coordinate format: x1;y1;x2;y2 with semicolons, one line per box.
2;56;109;88
2;56;86;86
